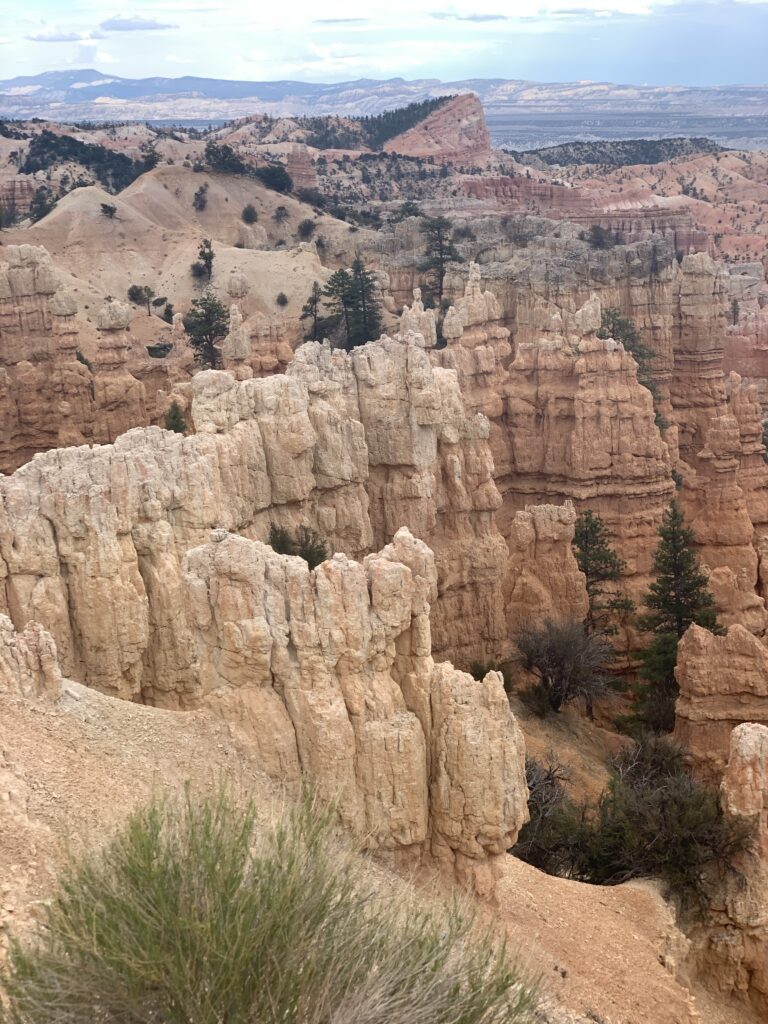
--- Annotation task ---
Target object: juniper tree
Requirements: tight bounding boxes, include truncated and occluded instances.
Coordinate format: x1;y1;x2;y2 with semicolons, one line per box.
164;400;187;434
515;618;614;719
182;290;228;369
322;269;355;346
300;281;335;342
197;238;215;280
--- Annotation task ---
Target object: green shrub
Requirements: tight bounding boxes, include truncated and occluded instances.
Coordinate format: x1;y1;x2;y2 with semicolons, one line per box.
0;793;537;1024
511;737;753;909
512;755;590;875
275;292;288;307
164;400;187;434
241;203;258;224
298;217;316;240
267;523;329;569
580;224;615;249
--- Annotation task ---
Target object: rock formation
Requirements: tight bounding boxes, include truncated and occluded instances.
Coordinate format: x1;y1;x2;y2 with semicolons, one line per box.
429;246;768;634
695;723;768;1017
505;502;589;635
675;624;768;782
0;245;150;472
384;94;491;165
0;529;529;886
0;615;62;700
432;267;674;606
0;330;516;686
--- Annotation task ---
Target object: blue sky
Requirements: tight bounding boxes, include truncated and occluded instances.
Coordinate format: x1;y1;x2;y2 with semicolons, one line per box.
2;0;767;84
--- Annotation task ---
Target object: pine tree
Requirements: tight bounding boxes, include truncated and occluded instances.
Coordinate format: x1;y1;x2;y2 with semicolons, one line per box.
348;258;383;347
322;269;355;347
164;400;187;434
632;500;718;734
638;501;717;638
197;239;214;280
418;216;462;306
574;509;634;632
300;282;330;342
182;291;228;368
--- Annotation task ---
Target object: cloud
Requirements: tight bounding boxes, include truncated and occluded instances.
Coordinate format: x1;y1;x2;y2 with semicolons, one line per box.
431;11;509;20
27;28;106;42
313;17;369;23
77;41;117;63
99;16;178;31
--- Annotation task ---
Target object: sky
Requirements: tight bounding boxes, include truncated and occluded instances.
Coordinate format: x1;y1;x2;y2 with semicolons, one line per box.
2;0;767;86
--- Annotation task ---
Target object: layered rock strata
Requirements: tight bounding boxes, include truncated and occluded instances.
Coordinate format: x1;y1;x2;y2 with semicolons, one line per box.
0;245;149;472
429;267;674;607
675;624;768;782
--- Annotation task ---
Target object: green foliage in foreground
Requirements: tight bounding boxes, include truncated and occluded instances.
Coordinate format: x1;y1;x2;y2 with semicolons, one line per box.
1;793;537;1024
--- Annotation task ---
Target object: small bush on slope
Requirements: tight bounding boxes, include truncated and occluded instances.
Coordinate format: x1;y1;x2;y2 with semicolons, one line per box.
0;792;537;1024
268;523;329;569
512;738;752;910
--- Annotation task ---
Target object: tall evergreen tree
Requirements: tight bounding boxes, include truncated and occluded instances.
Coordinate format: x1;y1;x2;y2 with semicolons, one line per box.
349;258;383;346
322;269;355;347
300;282;328;342
182;291;228;369
638;501;717;638
418;216;462;307
633;500;718;733
574;509;634;633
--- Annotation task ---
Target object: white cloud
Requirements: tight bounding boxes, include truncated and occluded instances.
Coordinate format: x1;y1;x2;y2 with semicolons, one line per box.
100;15;178;30
27;27;106;42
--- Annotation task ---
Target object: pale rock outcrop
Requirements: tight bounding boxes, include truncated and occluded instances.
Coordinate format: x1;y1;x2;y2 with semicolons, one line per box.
183;528;528;877
434;261;512;429
221;303;253;376
675;624;768;782
696;724;768;1017
505;502;589;634
0;245;148;470
92;300;148;442
0;526;529;883
399;287;437;348
0;616;61;700
0;331;510;686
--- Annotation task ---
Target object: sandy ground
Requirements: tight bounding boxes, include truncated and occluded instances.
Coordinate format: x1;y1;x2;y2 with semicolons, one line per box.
1;681;760;1024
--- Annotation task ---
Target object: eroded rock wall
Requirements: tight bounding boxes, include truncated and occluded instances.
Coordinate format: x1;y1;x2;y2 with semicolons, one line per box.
0;538;529;886
0;245;149;472
695;723;768;1018
0;330;517;688
675;624;768;783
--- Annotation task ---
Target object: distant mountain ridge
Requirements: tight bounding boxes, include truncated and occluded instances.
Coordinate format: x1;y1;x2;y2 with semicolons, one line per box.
2;70;768;149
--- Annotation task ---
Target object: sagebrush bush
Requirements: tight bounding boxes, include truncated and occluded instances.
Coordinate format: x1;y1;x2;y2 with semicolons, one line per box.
0;793;537;1024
